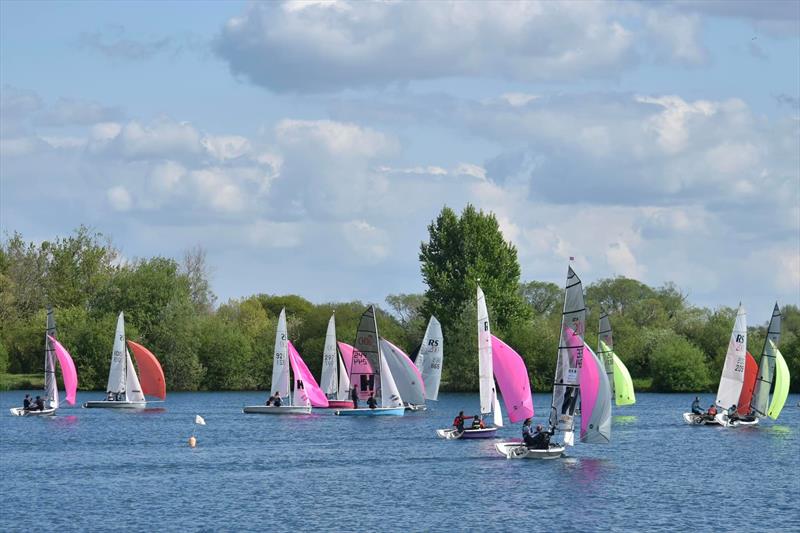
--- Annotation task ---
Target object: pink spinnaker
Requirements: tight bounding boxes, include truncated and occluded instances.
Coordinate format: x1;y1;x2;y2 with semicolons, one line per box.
288;341;329;408
338;341;374;375
563;326;596;439
490;335;534;423
47;335;78;405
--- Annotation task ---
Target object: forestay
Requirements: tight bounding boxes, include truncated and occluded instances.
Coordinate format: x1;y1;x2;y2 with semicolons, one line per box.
44;307;58;409
549;266;585;444
490;335;534;424
415;316;443;401
381;339;425;406
716;305;747;410
270;308;290;399
751;303;781;417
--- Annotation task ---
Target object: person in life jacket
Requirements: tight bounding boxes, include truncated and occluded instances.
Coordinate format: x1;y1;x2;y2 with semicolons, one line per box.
704;404;717;420
452;411;468;432
471;415;484;429
691;397;703;415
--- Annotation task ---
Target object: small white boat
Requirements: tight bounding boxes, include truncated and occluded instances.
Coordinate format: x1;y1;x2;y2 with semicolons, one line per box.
714;413;759;427
242;405;312;415
495;441;565;459
682;412;720;426
436;427;498;440
9;407;56;417
335;406;405;416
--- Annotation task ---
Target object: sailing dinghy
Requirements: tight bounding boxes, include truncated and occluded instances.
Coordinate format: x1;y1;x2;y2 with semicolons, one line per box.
83;312;165;409
750;303;790;422
597;311;635;407
437;286;505;439
317;313;354;409
10;308;78;416
381;339;426;411
244;308;328;414
335;306;405;416
414;316;444;405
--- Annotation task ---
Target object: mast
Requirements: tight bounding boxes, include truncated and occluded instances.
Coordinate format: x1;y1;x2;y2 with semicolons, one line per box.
548;266;586;445
44;306;58;409
751;303;781;417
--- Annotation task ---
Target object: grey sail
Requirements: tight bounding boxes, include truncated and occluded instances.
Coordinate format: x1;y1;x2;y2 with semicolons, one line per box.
751;303;781;416
416;316;443;401
549;266;586;445
351;305;381;398
44;307;58;409
580;345;612;444
598;310;615;397
380;339;425;405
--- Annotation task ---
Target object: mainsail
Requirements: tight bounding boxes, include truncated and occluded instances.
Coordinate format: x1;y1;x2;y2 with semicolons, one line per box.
415;316;443;401
47;335;78;406
490;335;534;423
715;305;747;410
751;303;781;417
548;266;585;445
319;314;338;396
477;286;495;416
270;308;290;399
351;306;381;400
579;343;612;444
381;339;426;406
106;312;128;395
44;307;58;409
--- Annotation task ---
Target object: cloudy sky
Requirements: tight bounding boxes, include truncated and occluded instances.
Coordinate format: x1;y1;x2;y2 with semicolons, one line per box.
1;0;798;312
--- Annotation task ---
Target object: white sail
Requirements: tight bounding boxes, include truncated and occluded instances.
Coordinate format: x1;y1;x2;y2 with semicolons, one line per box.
125;348;145;403
336;353;351;401
716;304;747;410
381;339;425;406
416;316;443;401
270;308;291;400
751;303;781;416
106;312;127;394
549;266;585;444
492;394;503;428
44;307;58;409
477;286;494;415
319;314;338;396
379;345;404;408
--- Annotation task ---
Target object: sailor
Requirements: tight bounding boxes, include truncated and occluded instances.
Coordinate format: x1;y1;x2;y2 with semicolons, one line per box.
727;404;739;423
366;394;378;409
522;418;536;447
272;393;283;408
471;415;484;429
691;397;703;415
530;425;550;450
34;396;44;411
265;393;275;406
107;391;114;401
704;404;717;420
22;394;32;410
452;411;467;432
350;386;359;409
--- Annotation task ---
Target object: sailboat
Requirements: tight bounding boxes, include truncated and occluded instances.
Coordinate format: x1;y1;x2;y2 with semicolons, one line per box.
83;312;165;409
381;338;426;410
318;313;354;409
10;307;78;416
244;308;328;414
436;285;506;439
750;303;790;421
413;316;444;403
334;305;405;416
598;311;636;406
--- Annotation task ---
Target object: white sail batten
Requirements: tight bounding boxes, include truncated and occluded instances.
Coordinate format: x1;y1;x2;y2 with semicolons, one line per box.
44;307;58;409
270;308;290;399
107;312;127;394
716;305;747;410
319;315;338;396
416;316;443;401
477;286;494;415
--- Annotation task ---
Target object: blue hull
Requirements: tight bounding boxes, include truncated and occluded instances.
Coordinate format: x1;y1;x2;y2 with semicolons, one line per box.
334;407;405;417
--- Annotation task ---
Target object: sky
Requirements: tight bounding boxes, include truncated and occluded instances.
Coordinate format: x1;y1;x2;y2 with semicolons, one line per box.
1;0;798;314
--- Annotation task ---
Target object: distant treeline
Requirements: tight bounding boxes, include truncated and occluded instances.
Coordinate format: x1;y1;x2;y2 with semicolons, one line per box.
2;210;798;394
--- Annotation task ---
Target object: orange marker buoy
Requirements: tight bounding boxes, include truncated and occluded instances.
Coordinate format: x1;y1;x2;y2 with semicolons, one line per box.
188;436;197;448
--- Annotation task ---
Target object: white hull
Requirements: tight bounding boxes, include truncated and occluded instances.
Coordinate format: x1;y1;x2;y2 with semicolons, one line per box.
435;426;498;439
334;407;405;416
682;412;720;426
83;400;146;409
242;405;312;415
9;407;56;417
495;441;565;459
405;404;427;412
714;413;759;427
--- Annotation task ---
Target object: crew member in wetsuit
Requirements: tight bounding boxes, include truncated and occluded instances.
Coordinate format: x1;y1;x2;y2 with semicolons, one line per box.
452;411;468;432
272;392;283;407
34;396;45;410
366;394;378;409
691;397;703;415
727;404;739;424
350;386;359;409
22;394;31;410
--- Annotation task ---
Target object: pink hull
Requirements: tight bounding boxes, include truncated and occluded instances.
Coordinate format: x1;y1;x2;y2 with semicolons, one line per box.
323;400;355;409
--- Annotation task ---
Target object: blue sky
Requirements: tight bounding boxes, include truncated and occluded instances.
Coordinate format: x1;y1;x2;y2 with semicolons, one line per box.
1;0;798;314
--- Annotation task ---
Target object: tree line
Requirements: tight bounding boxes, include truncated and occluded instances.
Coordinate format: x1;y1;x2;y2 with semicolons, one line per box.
2;209;798;393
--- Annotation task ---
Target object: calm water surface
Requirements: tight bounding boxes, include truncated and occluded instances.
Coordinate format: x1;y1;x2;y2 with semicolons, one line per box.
1;391;798;531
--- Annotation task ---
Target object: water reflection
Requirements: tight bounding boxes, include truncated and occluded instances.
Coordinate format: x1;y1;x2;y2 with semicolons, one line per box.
561;457;610;486
52;415;79;428
613;415;637;425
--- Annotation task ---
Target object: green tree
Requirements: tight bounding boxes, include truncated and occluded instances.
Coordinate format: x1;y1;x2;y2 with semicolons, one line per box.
647;330;710;391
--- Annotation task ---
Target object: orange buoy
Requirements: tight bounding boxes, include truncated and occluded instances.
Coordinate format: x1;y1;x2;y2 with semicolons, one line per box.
188;436;197;448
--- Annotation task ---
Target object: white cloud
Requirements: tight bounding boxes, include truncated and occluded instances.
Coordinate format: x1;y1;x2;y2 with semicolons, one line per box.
342;220;388;262
202;135;252;161
113;119;203;160
276;119;397;157
107;186;132;211
606;240;646;279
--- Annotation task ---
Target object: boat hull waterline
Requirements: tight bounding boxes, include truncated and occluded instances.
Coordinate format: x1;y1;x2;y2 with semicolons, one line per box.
714;413;759;427
436;427;498;439
9;407;56;417
242;405;312;415
334;407;405;416
682;412;721;426
83;400;147;409
494;441;565;459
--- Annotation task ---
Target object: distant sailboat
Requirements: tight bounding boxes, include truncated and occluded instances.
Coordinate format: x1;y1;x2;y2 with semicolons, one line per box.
750;303;790;421
10;307;78;416
244;308;328;414
414;316;444;402
335;305;405;416
381;338;426;410
318;313;354;409
597;311;635;406
83;312;165;409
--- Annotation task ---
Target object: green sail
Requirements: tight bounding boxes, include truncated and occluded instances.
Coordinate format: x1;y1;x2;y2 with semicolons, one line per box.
767;342;789;420
612;352;636;406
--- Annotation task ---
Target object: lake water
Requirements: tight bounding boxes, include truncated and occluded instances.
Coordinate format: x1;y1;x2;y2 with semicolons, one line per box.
1;391;798;531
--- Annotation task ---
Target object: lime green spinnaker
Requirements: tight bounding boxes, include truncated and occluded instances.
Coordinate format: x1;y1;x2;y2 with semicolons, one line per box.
767;342;789;420
612;353;636;406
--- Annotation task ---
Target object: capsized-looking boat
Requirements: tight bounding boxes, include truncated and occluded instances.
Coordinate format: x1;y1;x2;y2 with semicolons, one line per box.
597;311;635;407
83;312;165;409
10;307;78;416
